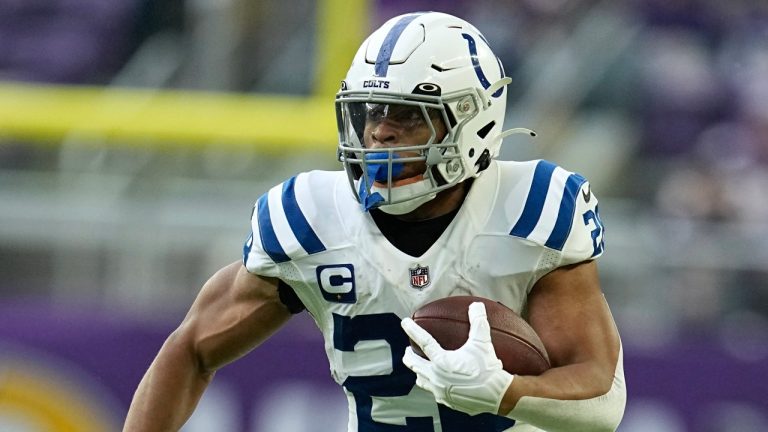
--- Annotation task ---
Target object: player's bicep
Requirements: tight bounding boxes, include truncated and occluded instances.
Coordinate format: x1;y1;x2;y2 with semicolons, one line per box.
181;260;293;372
526;261;619;374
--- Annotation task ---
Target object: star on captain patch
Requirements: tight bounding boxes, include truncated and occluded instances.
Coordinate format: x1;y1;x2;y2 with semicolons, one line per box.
409;265;431;289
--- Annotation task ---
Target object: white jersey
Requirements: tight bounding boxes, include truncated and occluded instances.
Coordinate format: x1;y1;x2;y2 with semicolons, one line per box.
244;159;605;432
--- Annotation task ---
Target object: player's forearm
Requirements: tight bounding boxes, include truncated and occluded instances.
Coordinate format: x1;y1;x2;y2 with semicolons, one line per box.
500;361;608;412
498;348;626;432
123;331;214;432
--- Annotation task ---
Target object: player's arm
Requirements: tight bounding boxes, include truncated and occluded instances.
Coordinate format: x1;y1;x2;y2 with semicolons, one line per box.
123;260;293;432
402;260;624;430
498;259;625;431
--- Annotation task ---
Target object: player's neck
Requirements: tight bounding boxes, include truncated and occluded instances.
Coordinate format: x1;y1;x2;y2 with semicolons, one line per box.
393;180;471;222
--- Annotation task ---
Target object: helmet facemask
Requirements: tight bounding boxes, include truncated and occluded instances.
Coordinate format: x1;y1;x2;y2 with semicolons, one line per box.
336;88;481;214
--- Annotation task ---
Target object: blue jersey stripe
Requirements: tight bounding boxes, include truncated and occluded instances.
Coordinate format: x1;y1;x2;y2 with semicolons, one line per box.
510;160;557;238
281;176;326;255
545;173;587;251
374;13;423;77
256;194;290;263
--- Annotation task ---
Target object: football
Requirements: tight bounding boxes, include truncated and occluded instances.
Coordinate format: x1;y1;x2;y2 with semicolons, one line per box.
410;296;551;375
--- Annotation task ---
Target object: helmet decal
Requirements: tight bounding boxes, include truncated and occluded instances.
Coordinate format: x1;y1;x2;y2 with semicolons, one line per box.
374;13;424;77
461;33;504;98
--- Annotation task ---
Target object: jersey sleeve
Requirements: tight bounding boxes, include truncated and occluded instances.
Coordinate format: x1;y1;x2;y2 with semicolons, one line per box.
242;172;331;277
507;160;605;268
559;180;605;265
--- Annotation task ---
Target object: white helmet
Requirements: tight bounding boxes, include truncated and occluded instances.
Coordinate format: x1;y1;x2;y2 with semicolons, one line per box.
336;11;533;214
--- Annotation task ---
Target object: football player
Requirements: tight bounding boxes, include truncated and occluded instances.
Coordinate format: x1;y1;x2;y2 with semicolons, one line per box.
124;12;625;432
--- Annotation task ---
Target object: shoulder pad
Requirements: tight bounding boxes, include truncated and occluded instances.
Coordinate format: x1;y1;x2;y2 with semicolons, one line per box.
507;160;603;259
244;171;344;271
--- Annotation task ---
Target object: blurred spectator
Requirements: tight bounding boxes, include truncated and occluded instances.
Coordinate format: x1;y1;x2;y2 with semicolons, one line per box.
0;0;142;84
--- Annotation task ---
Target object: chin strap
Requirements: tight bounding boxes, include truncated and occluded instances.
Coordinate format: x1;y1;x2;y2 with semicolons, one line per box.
372;179;437;215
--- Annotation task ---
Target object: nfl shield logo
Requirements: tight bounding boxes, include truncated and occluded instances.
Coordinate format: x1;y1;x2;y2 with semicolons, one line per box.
409;265;431;289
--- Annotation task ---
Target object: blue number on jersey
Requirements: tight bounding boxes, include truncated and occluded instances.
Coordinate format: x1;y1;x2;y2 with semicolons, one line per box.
583;206;605;257
333;313;515;431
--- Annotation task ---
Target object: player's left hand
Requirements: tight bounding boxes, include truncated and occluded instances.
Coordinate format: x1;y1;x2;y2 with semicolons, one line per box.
401;302;515;416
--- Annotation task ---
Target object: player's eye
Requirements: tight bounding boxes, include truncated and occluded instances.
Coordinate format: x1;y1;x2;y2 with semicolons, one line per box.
365;104;430;130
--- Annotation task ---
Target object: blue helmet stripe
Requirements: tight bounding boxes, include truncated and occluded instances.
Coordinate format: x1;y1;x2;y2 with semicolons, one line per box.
256;194;290;263
545;173;587;251
510;160;557;238
374;13;423;77
461;33;503;98
281;176;326;254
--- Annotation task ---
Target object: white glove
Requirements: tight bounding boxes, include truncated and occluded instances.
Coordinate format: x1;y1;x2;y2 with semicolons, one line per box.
401;302;515;416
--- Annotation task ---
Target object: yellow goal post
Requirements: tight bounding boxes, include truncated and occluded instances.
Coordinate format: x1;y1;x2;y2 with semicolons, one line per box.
0;0;369;152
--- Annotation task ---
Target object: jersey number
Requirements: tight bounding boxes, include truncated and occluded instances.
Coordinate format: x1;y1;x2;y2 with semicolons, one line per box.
333;313;515;431
583;206;605;257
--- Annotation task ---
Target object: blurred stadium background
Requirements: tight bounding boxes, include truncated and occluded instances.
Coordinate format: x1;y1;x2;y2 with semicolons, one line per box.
1;0;767;430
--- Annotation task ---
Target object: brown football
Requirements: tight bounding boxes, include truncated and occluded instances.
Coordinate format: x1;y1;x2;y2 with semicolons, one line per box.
410;296;551;375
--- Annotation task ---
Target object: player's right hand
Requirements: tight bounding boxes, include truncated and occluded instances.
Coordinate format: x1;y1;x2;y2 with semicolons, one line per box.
401;302;515;416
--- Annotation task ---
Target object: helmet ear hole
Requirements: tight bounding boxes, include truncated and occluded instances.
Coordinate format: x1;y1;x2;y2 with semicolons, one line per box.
475;149;491;173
